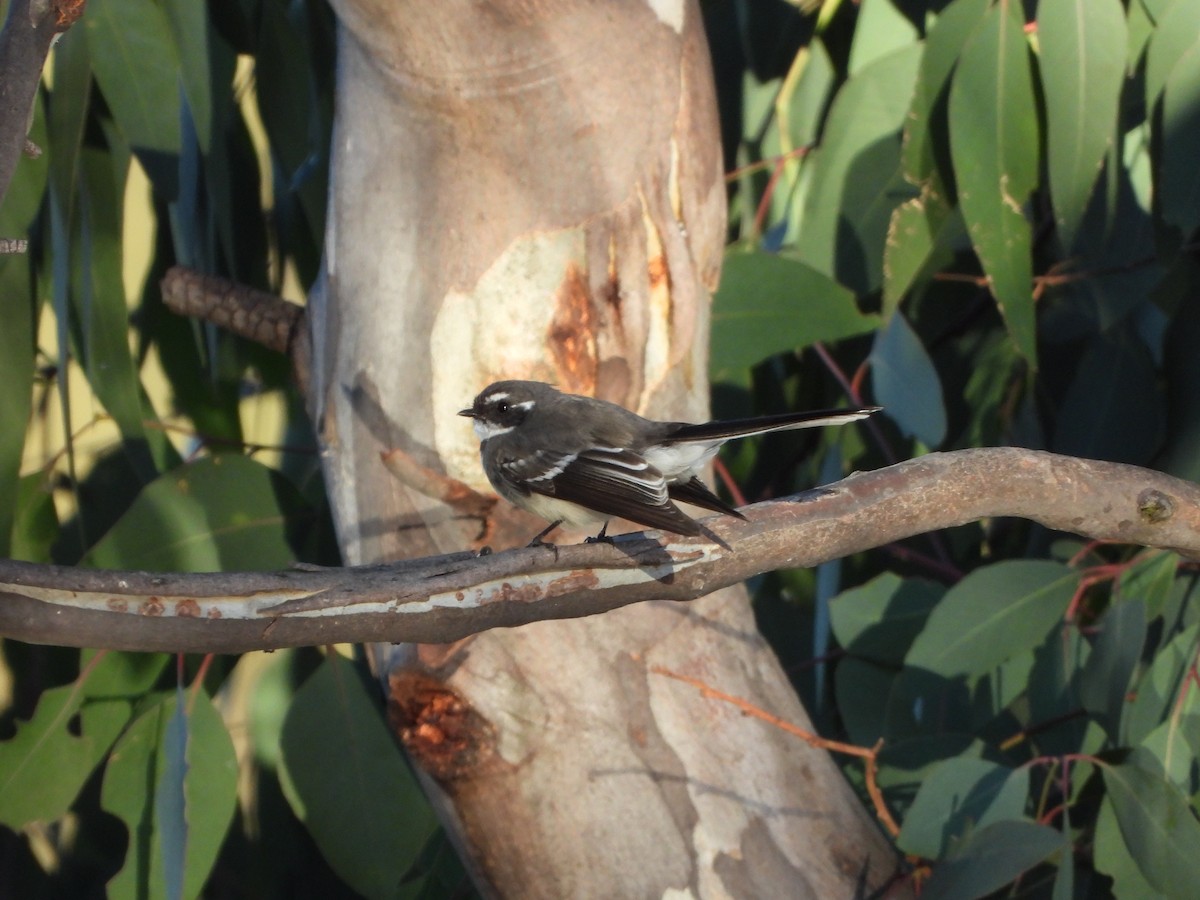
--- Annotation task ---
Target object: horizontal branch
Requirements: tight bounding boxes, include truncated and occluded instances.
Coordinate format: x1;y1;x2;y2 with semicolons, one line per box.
1;448;1197;653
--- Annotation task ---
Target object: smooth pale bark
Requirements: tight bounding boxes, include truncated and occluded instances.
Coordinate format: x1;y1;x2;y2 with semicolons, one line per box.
310;2;901;896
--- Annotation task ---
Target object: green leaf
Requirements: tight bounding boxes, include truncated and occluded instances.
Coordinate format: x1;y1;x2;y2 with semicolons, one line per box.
1027;625;1090;756
0;256;37;557
1144;1;1200;112
85;0;183;154
1079;599;1146;740
710;250;880;384
1124;623;1199;746
868;311;947;447
1095;795;1159;898
84;455;296;572
1159;40;1200;245
1118;551;1177;625
948;0;1039;367
1052;330;1165;465
902;0;991;187
905;561;1077;678
157;685;190;900
830;572;944;666
847;0;918;75
834;657;894;746
794;45;922;294
279;654;436;900
103;689;238;900
74;146;162;480
881;190;960;314
0;677;129;828
10;473;59;564
1101;747;1200;898
921;820;1066;900
897;758;1029;859
81;649;170;700
163;0;212;153
1037;0;1127;252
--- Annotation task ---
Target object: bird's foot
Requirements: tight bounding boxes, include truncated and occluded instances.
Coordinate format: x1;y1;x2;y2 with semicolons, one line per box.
584;522;614;544
526;520;562;548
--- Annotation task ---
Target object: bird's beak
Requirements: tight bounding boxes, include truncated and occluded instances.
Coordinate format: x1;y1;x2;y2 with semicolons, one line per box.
458;408;475;418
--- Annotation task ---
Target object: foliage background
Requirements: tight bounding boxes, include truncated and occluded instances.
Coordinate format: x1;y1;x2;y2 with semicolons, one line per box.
0;0;1198;897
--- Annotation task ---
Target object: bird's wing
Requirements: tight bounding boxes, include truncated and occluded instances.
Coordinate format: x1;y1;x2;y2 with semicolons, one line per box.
499;447;700;535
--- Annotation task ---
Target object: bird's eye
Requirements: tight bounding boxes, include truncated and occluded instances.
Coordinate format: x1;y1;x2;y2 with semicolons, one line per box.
497;401;510;414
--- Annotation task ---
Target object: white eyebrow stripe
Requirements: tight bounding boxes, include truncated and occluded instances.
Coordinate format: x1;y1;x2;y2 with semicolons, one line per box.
485;391;510;402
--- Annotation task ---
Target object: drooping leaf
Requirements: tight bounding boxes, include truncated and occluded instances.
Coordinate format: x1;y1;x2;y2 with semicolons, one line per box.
1094;795;1159;898
868;311;947;448
74;145;162;481
1079;599;1146;740
881;190;961;315
83;455;296;572
1101;747;1200;898
162;0;212;153
1159;41;1200;245
847;0;918;75
897;758;1029;859
85;0;183;155
279;654;437;899
902;0;990;187
1052;330;1165;465
905;561;1077;679
1144;1;1200;112
157;682;190;900
835;657;894;747
1037;0;1128;251
710;250;880;384
794;45;923;295
921;820;1066;900
1123;623;1199;746
948;0;1039;367
1027;624;1090;756
103;689;238;900
1117;550;1177;623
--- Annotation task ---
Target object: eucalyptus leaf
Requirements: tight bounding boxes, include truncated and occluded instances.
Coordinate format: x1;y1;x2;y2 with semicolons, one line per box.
279;654;437;900
948;0;1039;366
103;689;238;900
710;250;879;384
1101;747;1200;897
905;561;1077;679
869;312;947;448
1037;0;1127;251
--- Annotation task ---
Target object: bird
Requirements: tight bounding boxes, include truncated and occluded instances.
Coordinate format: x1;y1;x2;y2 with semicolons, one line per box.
459;380;880;541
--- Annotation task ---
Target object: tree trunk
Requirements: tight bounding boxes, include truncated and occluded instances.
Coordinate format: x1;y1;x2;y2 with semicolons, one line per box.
308;1;903;895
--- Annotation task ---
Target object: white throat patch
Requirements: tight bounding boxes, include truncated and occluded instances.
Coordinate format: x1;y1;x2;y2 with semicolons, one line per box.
474;419;514;441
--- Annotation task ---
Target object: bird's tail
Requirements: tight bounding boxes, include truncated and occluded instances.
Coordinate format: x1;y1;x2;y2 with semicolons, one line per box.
665;406;881;444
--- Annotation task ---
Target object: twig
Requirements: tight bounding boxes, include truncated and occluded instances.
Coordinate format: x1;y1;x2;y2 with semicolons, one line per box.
650;665;900;837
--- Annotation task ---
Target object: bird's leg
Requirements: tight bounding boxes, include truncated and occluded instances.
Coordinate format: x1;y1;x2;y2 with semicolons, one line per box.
585;521;612;544
526;520;562;548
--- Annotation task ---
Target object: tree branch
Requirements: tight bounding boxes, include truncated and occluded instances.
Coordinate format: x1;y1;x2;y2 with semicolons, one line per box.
1;448;1197;653
0;0;81;211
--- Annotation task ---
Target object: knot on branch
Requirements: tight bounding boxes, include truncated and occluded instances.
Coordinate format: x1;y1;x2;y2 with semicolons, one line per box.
1137;488;1174;524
